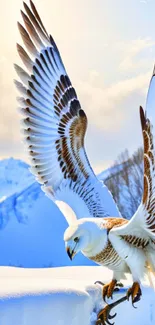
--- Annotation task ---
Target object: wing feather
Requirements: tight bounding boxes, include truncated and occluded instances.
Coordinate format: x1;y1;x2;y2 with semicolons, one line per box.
111;69;155;241
15;1;120;223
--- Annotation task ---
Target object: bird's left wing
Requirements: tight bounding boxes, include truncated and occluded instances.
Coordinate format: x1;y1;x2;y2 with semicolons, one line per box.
15;1;120;224
110;67;155;244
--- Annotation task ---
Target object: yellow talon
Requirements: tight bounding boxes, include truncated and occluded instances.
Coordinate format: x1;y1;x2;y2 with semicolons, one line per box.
127;282;142;306
96;304;117;325
96;294;128;325
102;280;117;301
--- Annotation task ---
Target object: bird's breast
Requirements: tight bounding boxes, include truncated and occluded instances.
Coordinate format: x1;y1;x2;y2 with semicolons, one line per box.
88;240;122;268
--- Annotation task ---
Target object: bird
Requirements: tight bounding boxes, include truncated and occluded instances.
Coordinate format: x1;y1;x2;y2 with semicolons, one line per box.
14;1;155;324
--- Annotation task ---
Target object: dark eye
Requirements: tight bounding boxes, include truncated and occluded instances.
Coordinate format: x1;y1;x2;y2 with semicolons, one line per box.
74;237;79;242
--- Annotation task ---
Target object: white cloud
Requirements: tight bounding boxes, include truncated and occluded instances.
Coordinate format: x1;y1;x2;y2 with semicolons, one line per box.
78;70;150;131
119;38;155;71
140;0;150;4
0;0;154;167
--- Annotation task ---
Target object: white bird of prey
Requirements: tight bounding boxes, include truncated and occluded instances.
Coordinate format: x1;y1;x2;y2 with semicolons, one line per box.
15;1;155;324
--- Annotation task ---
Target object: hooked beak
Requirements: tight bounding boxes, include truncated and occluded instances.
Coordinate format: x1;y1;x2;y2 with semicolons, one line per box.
66;246;76;261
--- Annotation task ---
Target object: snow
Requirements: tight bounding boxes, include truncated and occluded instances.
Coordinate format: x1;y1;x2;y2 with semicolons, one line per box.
0;158;154;324
0;266;154;325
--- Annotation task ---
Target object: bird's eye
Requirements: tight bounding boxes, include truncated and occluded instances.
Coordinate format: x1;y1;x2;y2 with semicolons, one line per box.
74;237;79;242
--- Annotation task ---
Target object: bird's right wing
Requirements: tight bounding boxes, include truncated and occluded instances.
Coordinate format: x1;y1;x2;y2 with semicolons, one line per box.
108;100;155;281
110;68;155;242
15;1;120;224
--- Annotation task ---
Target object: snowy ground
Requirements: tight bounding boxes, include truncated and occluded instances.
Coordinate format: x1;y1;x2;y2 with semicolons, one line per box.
0;266;154;325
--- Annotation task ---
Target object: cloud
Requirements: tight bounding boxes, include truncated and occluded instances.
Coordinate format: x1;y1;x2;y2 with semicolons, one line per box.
119;38;155;71
140;0;150;4
77;69;151;131
0;0;154;168
0;48;151;169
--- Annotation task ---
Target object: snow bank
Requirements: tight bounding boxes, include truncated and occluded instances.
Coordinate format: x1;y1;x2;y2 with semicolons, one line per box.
0;266;154;325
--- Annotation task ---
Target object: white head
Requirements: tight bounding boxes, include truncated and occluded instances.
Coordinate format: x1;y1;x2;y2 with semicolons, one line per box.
64;218;107;260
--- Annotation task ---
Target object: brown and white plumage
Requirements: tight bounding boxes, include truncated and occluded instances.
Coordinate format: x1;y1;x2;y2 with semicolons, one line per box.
15;1;155;315
64;65;155;305
108;104;155;276
14;1;120;225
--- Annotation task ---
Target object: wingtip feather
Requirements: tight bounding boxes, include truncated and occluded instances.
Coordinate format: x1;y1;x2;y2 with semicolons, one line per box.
16;43;33;71
140;106;146;130
29;0;48;36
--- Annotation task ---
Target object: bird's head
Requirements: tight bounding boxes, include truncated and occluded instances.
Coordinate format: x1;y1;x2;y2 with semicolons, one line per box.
64;218;104;260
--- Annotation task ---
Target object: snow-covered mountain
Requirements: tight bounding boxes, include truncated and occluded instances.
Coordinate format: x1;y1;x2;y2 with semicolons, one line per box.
0;158;118;268
0;158;97;267
0;157;121;268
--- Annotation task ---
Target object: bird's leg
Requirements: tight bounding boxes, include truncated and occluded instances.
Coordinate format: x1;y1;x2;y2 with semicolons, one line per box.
96;295;128;325
126;282;142;307
95;280;124;301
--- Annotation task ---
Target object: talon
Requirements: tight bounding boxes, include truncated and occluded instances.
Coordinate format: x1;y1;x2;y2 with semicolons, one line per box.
126;282;142;306
102;280;117;301
133;293;141;304
95;279;121;300
96;294;128;325
96;305;116;325
108;312;117;320
95;280;117;302
106;318;115;325
103;284;108;302
95;281;105;286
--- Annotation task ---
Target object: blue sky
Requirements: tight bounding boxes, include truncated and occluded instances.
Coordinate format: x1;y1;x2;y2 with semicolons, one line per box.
0;0;155;173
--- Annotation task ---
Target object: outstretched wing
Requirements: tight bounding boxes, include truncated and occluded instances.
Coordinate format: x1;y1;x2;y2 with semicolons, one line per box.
15;1;120;223
110;67;155;244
